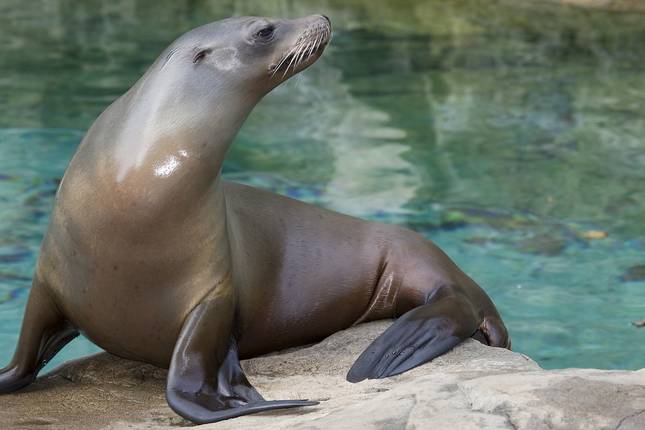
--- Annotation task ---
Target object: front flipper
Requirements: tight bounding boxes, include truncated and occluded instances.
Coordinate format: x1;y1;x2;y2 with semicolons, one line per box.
166;293;317;424
346;291;480;383
0;283;78;394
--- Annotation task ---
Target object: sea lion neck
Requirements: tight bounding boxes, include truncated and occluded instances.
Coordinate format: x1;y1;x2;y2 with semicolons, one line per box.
58;68;260;235
105;64;258;186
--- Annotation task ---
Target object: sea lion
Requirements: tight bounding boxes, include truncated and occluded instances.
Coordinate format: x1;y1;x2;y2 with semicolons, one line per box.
0;15;510;424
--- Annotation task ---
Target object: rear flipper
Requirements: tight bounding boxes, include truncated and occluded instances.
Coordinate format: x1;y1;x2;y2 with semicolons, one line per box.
346;289;509;383
0;284;78;394
166;294;317;424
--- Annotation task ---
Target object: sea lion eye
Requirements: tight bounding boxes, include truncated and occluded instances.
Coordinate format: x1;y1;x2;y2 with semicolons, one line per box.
256;26;274;39
193;49;211;63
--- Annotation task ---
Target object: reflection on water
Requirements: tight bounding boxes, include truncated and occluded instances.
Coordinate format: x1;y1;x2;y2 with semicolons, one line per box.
0;0;644;370
270;69;419;214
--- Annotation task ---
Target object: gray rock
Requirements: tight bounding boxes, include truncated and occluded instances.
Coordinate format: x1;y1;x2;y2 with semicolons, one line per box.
1;320;644;430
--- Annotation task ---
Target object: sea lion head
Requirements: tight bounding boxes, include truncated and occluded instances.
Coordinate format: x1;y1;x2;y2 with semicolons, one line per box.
162;15;331;97
104;15;331;183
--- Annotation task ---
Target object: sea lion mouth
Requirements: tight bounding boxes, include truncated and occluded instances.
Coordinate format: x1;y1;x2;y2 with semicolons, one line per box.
269;17;331;78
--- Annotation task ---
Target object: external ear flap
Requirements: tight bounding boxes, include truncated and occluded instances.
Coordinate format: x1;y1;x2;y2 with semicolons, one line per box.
193;49;211;63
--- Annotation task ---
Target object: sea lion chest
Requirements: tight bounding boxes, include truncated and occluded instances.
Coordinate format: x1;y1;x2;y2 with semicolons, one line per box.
37;168;227;366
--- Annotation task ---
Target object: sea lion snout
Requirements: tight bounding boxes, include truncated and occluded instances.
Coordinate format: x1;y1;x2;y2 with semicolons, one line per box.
267;14;331;80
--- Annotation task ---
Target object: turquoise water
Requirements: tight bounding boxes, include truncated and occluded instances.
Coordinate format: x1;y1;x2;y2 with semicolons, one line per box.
1;0;645;371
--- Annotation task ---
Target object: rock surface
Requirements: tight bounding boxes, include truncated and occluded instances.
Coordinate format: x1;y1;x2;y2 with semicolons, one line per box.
1;321;645;430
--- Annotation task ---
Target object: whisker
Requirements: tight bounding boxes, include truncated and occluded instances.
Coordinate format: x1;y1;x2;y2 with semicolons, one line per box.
304;39;315;62
314;32;323;54
292;41;306;71
272;44;298;78
294;38;309;68
282;40;304;77
297;37;310;64
307;33;319;58
283;40;305;76
272;20;331;78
